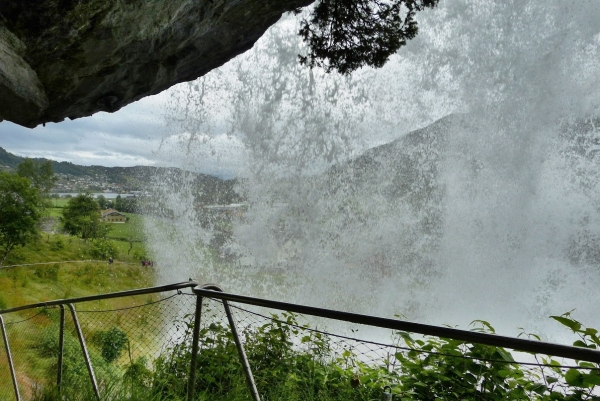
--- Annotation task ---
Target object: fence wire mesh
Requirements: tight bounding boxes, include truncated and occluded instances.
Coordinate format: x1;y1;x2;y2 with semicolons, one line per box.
0;288;198;400
1;287;599;401
217;300;600;401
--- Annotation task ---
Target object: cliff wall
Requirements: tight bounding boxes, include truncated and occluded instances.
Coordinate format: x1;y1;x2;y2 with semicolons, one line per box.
0;0;312;128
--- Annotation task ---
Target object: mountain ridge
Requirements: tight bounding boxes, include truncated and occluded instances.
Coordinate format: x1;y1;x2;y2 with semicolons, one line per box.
0;146;241;204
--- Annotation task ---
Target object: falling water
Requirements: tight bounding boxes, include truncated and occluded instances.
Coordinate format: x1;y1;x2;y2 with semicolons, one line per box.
144;0;600;342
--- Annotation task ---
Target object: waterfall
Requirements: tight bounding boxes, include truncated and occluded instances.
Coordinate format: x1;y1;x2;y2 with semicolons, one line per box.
145;0;600;342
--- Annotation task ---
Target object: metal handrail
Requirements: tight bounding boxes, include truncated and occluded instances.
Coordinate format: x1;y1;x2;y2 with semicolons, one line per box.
0;280;199;315
193;287;600;364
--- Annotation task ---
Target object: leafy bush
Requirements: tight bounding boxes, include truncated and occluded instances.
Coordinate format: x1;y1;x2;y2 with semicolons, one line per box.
93;326;129;363
150;311;600;401
123;357;153;390
89;239;119;260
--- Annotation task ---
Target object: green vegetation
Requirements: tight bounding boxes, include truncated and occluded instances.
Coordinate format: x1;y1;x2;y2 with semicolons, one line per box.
50;198;70;208
298;0;439;74
0;236;156;398
0;158;61;265
46;197;147;260
94;327;130;363
16;158;58;196
62;194;109;241
19;308;600;401
0;172;41;266
0;157;162;399
0;233;152;305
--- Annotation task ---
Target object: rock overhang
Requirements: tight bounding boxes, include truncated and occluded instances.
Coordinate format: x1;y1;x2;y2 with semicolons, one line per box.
0;0;314;128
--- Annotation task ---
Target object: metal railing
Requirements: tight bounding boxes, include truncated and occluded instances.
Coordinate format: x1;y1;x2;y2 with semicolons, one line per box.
0;281;204;400
193;287;600;363
1;281;599;400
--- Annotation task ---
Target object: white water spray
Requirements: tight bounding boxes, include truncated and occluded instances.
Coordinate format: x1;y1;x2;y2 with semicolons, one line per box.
146;0;600;342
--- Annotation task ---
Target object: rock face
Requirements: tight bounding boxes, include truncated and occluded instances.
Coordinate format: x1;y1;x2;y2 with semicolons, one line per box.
0;0;313;128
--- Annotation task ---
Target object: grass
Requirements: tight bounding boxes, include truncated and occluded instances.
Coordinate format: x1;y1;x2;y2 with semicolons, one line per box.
106;213;145;239
0;220;158;398
0;234;154;309
36;207;150;259
0;268;157;398
49;198;70;208
0;259;158;396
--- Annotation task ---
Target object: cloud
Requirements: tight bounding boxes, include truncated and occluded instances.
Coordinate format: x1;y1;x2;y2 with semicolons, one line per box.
0;94;167;167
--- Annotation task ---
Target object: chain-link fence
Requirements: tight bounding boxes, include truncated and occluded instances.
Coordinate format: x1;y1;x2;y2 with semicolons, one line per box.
1;282;600;401
0;282;198;400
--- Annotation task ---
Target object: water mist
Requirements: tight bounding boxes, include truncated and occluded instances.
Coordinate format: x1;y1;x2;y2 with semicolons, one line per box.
145;0;600;343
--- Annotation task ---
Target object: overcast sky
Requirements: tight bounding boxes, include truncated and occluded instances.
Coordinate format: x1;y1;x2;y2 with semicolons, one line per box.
1;92;170;167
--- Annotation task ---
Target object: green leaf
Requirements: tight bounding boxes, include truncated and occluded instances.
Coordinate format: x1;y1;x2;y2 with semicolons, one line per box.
470;320;496;333
583;372;600;387
551;316;582;332
397;331;414;344
497;369;512;378
527;383;547;395
578;362;597;369
564;369;584;387
496;348;515;362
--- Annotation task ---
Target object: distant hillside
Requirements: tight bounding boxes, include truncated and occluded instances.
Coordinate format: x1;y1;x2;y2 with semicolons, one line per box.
0;147;242;205
0;146;24;169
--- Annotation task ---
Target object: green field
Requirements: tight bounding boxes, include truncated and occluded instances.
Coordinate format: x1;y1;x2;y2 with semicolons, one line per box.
49;198;70;207
42;207;149;259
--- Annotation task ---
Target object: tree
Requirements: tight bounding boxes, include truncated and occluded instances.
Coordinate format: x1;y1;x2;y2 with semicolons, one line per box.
16;158;57;195
114;194;123;211
97;195;109;210
62;194;109;241
298;0;439;74
0;172;41;266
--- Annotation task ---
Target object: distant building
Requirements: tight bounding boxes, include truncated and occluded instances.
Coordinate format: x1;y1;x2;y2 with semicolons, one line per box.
100;209;127;223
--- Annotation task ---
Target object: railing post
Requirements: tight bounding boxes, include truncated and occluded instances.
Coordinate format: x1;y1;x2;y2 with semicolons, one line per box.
68;303;100;400
57;305;65;392
0;314;21;401
193;285;261;401
223;300;261;401
187;294;203;401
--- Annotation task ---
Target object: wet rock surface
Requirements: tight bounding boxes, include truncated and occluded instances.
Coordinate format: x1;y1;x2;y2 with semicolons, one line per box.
0;0;312;128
